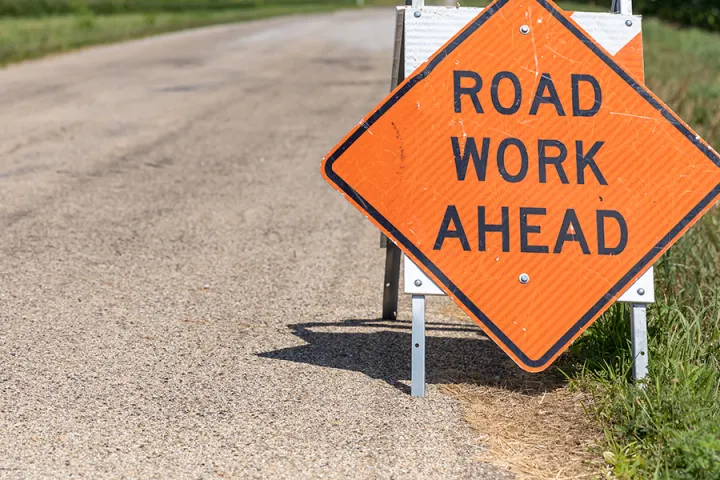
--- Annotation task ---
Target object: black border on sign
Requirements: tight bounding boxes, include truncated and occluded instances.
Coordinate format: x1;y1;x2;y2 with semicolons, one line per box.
323;0;720;368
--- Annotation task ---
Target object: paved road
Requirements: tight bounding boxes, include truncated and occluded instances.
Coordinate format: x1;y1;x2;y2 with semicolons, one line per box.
0;10;512;478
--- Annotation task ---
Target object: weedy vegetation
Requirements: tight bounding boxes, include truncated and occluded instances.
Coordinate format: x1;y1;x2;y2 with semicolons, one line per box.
0;4;348;65
0;0;389;65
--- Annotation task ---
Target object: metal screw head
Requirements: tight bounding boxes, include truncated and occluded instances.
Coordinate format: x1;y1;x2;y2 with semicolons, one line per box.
414;10;421;18
637;288;645;296
414;279;422;287
520;25;530;35
625;19;633;27
518;273;530;284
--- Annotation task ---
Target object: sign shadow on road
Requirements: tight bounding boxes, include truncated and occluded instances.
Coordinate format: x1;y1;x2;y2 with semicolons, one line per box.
257;318;568;395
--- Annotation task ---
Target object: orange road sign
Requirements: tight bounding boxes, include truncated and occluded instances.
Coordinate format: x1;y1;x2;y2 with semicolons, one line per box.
321;0;720;371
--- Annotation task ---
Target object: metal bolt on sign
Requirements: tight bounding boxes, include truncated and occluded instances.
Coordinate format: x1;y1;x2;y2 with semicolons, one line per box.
346;0;705;397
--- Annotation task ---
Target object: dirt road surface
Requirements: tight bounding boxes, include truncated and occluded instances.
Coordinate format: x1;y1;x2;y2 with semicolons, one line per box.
0;10;512;478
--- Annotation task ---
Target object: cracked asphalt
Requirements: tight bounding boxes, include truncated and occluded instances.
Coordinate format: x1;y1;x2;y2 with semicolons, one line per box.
0;9;512;479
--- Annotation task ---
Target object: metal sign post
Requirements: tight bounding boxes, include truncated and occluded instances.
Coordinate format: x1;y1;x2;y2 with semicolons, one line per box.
380;1;410;322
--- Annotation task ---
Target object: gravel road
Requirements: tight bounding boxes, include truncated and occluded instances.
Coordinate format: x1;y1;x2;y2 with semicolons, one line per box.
0;10;512;478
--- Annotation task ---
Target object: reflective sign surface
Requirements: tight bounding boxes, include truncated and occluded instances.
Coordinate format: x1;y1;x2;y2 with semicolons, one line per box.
322;0;720;371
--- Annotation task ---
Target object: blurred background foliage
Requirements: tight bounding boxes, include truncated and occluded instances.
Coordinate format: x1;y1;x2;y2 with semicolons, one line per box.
0;0;717;32
634;0;720;32
0;0;360;17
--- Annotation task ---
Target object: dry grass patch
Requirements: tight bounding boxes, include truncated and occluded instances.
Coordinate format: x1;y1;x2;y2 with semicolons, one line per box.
443;380;605;479
436;300;604;479
443;376;606;479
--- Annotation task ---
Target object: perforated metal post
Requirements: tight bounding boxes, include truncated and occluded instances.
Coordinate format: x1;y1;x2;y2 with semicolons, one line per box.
411;295;426;397
631;303;649;382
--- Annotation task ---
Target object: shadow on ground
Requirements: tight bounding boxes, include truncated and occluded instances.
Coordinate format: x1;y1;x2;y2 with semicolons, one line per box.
258;319;567;395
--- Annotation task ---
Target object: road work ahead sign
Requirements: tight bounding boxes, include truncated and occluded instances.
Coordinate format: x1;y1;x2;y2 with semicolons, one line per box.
321;0;720;371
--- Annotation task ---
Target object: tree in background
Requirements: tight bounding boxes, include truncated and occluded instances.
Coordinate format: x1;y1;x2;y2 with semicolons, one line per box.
634;0;719;31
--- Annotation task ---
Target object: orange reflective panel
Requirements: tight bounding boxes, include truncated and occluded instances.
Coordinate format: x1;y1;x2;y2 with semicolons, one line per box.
321;0;720;371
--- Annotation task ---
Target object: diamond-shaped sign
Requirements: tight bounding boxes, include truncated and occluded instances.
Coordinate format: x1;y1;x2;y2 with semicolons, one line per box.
321;0;720;371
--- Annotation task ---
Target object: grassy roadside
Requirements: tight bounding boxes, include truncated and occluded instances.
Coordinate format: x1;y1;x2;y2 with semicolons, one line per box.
0;5;352;65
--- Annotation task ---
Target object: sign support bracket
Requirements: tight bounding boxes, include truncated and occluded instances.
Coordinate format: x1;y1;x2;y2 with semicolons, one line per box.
380;1;410;321
411;294;426;397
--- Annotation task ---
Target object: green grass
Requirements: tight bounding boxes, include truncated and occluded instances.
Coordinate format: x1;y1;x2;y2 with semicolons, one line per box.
0;5;354;65
564;19;720;479
642;19;720;140
0;0;360;17
0;0;407;66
